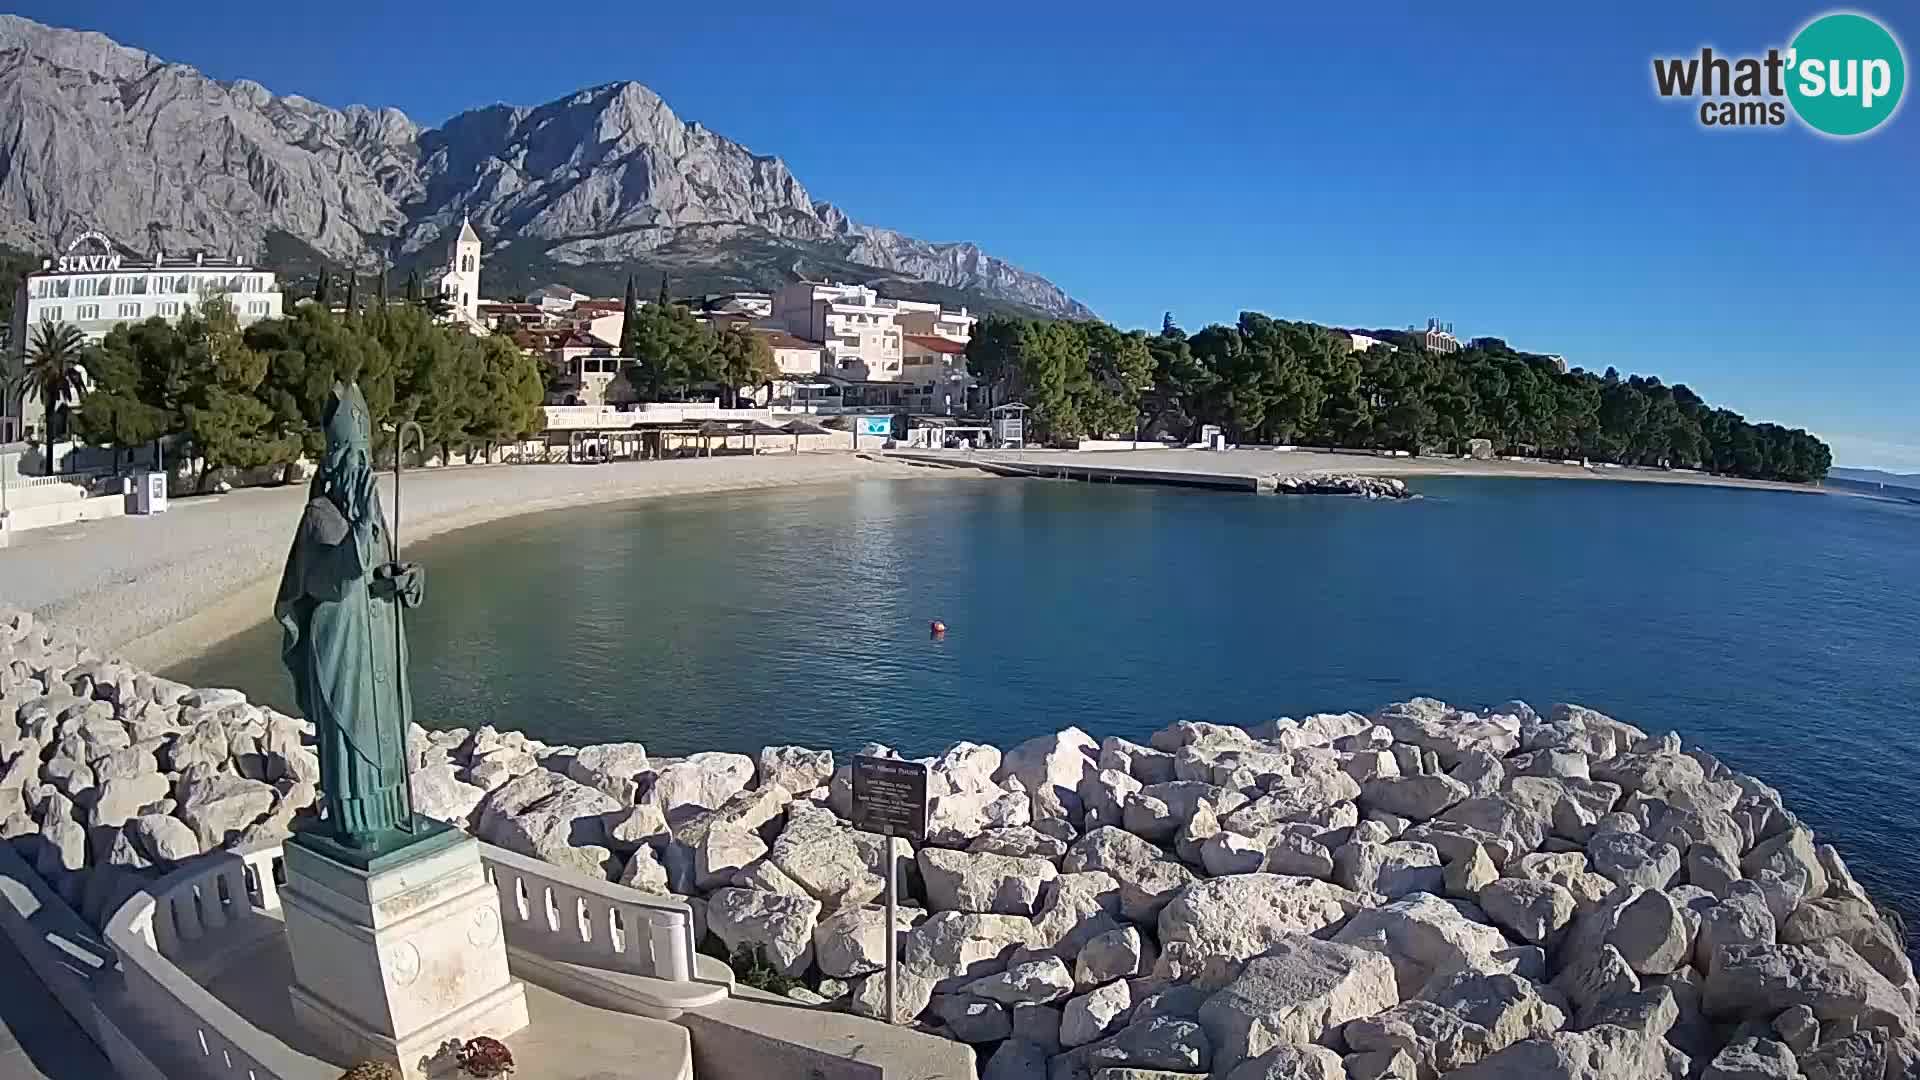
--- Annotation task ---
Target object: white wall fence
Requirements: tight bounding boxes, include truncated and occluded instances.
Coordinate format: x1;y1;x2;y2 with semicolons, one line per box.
99;841;718;1079
542;403;775;430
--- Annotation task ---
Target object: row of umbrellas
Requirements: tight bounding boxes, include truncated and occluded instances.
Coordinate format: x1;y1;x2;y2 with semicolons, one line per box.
693;417;837;453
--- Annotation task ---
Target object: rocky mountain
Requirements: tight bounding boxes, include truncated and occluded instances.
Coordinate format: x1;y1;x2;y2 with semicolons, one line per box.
0;15;1094;318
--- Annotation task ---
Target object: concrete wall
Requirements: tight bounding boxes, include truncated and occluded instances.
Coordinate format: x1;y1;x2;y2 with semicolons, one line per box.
681;995;973;1080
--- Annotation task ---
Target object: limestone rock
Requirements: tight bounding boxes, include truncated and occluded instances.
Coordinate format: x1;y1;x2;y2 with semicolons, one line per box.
932;993;1012;1043
1064;827;1198;924
88;771;169;829
410;763;487;827
1703;938;1912;1033
981;1039;1049;1080
1442;1022;1687;1080
126;813;198;864
1741;827;1829;906
813;902;920;978
478;771;622;879
757;745;833;793
918;847;1058;916
767;805;892;910
695;826;769;891
1080;768;1144;831
1097;736;1176;785
1445;843;1499;899
1333;893;1543;1001
1479;878;1576;945
1362;775;1471;822
1343;1047;1419;1080
997;727;1099;824
1062;980;1134;1048
970;824;1070;862
175;773;277;850
649;752;754;817
1334;840;1444;898
963;955;1074;1005
1605;888;1693;976
1344;970;1569;1077
603;803;671;851
1076;926;1152;989
1267;832;1336;879
1031;870;1126;960
1196;934;1397;1072
1588;831;1680;891
1124;781;1246;843
908;911;1038;991
1069;1015;1214;1075
618;846;669;893
1200;831;1265;876
1700;1036;1799;1080
1696;882;1778;975
1157;874;1360;972
1220;1044;1344;1080
706;886;821;976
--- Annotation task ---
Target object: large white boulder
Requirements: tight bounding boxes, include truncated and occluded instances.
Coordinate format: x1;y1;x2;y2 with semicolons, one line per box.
1344;970;1568;1077
1060;980;1134;1048
565;741;650;802
918;847;1058;916
813;902;922;978
410;763;487;827
1197;933;1398;1073
1333;893;1543;1001
1063;826;1199;923
706;886;821;977
996;727;1099;824
649;752;754;817
477;770;623;879
1157;875;1361;974
757;745;834;793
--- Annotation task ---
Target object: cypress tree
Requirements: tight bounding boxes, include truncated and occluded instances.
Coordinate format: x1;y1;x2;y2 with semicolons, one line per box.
344;274;358;319
405;269;421;304
656;276;671;309
619;273;640;358
315;268;331;305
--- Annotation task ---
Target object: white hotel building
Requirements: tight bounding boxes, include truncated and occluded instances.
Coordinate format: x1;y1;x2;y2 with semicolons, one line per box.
5;232;282;440
768;281;977;412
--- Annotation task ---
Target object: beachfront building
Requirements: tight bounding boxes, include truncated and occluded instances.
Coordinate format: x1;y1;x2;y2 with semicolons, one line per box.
540;328;631;406
750;328;834;410
902;333;976;415
771;281;903;382
5;230;282;440
893;300;976;342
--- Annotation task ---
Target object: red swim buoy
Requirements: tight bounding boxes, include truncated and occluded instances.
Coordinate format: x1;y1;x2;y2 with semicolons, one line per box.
929;620;947;636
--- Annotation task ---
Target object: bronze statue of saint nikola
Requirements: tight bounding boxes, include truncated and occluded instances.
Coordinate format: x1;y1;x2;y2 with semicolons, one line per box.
275;382;432;858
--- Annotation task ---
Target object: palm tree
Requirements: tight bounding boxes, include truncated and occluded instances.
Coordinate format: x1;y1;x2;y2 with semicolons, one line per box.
14;321;89;464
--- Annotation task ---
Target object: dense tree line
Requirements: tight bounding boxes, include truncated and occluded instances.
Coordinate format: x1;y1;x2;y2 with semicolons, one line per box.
62;295;545;486
617;277;777;406
967;313;1831;483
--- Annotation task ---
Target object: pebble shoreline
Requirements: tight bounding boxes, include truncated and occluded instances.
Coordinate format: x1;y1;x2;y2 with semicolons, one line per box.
2;607;1916;1080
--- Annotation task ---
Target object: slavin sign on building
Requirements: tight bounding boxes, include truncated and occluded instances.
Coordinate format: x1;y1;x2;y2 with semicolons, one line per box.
56;230;122;274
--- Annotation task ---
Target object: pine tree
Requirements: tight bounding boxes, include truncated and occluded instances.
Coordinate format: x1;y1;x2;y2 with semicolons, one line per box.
618;273;640;358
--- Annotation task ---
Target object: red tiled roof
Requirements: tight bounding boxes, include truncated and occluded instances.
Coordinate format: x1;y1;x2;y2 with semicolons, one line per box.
572;299;623;314
905;334;967;355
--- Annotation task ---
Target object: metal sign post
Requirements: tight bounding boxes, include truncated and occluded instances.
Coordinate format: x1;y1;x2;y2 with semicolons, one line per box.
882;822;897;1024
851;756;929;1026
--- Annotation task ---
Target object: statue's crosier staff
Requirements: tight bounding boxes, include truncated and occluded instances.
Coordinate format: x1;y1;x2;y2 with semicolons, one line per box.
389;419;426;834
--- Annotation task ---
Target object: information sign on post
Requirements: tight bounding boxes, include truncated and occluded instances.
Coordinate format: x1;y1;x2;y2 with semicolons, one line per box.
851;756;929;841
851;755;928;1025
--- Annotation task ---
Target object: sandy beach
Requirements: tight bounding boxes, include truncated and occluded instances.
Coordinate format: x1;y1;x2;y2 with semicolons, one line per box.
942;446;1840;495
0;452;943;672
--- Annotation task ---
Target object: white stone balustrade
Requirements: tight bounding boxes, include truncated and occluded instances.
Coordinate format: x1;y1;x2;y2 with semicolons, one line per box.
480;843;699;982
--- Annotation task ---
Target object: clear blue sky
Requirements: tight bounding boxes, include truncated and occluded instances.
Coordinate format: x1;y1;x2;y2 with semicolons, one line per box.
19;1;1920;468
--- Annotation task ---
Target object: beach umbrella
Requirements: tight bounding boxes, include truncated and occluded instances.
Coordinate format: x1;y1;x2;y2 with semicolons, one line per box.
744;420;788;455
696;419;735;457
783;418;833;453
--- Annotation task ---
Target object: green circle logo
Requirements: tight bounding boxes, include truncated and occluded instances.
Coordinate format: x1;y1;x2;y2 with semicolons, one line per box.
1787;13;1906;136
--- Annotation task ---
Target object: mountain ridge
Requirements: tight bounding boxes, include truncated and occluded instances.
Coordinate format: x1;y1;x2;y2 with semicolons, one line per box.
0;15;1094;318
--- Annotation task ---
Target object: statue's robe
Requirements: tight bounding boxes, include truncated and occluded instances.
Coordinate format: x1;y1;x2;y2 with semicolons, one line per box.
274;484;409;841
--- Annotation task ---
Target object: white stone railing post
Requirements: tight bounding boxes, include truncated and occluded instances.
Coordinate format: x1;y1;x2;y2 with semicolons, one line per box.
647;908;691;982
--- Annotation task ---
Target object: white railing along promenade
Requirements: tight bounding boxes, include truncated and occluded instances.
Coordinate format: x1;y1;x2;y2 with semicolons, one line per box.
102;840;722;1078
105;846;319;1080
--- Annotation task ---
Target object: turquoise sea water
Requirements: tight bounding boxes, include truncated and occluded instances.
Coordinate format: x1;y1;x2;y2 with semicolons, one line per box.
173;475;1920;929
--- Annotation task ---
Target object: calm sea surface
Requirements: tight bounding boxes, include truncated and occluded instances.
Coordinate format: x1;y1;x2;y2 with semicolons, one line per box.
172;476;1920;927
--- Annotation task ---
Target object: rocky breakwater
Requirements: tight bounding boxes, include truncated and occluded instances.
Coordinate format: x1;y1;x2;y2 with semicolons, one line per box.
1275;473;1411;499
3;605;1918;1079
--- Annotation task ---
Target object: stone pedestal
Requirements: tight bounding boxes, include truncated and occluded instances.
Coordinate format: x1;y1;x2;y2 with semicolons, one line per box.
282;828;529;1079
